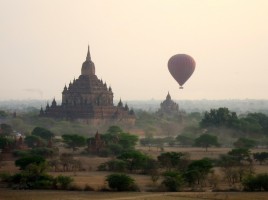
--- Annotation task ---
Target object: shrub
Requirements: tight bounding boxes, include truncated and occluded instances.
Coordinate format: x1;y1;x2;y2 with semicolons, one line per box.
106;173;139;191
97;163;107;171
243;175;260;191
243;173;268;191
99;148;112;157
24;135;46;148
106;159;127;172
108;144;124;155
184;158;213;187
56;175;73;189
9;172;54;189
32;127;54;140
0;172;11;182
32;174;54;189
15;155;46;170
30;147;57;158
12;150;30;158
162;171;184;191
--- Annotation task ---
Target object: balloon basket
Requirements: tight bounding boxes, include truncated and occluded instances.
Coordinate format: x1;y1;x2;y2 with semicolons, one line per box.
179;86;184;89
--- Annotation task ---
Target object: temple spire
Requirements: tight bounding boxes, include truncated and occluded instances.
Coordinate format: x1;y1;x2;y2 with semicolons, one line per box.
86;45;91;61
166;92;171;100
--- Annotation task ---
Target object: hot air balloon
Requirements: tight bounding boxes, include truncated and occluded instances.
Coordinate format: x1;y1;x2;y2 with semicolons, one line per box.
168;54;195;89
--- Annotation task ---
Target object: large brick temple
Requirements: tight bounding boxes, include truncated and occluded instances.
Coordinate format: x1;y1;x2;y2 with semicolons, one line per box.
40;46;135;125
158;92;179;115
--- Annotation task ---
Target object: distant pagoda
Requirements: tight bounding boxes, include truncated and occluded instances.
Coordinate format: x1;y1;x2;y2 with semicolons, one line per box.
158;92;179;115
40;46;135;125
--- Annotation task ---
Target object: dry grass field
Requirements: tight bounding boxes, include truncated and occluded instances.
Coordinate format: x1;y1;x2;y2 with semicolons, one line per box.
1;147;268;200
137;146;268;160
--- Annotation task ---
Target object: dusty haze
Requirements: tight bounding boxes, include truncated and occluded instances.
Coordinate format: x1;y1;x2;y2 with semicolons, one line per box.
1;0;268;101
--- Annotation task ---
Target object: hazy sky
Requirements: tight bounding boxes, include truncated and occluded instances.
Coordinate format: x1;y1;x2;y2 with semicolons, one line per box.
1;0;268;101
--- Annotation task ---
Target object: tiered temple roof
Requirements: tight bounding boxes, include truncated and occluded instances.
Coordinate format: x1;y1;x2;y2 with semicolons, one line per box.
40;46;135;124
158;92;179;115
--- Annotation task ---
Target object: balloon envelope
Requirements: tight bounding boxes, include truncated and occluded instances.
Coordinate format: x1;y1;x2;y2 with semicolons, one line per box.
168;54;195;88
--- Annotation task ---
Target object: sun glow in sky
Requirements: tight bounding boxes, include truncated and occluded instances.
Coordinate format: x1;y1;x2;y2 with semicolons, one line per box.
1;0;268;101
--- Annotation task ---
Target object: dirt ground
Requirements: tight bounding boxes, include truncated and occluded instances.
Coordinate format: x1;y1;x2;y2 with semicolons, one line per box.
1;189;268;200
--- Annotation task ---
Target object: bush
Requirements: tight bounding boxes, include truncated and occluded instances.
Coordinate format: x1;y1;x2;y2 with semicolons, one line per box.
97;163;107;171
162;171;184;192
32;174;55;189
106;159;127;172
9;172;54;189
32;127;54;140
15;155;46;170
243;173;268;191
108;144;124;155
56;175;73;190
106;173;139;191
99;148;112;157
0;172;11;182
24;135;47;148
242;175;259;191
12;150;30;158
30;147;57;158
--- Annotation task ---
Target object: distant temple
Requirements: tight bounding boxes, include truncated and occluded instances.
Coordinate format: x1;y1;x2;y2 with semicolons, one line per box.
158;92;179;115
87;131;106;154
40;46;135;125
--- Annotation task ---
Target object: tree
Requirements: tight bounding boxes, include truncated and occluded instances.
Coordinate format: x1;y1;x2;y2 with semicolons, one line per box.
194;134;220;151
0;110;8;118
157;152;189;171
176;135;194;146
228;148;252;164
106;126;123;134
218;148;254;184
31;127;54;141
143;158;159;176
8;160;74;190
253;152;268;165
30;147;58;158
200;107;239;128
241;113;268;134
9;164;55;189
184;158;213;187
56;175;73;189
248;113;268;133
218;148;254;186
24;135;46;148
107;143;124;156
239;118;262;133
62;134;86;151
243;173;268;191
218;154;241;185
118;132;138;150
234;137;256;149
162;171;184;191
117;150;150;172
106;173;138;191
0;137;14;149
0;123;13;136
99;159;127;172
102;126;138;150
140;136;153;149
15;155;46;170
60;153;75;172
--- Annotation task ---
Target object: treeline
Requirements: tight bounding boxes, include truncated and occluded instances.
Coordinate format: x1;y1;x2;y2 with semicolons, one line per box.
1;124;268;192
200;107;268;135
